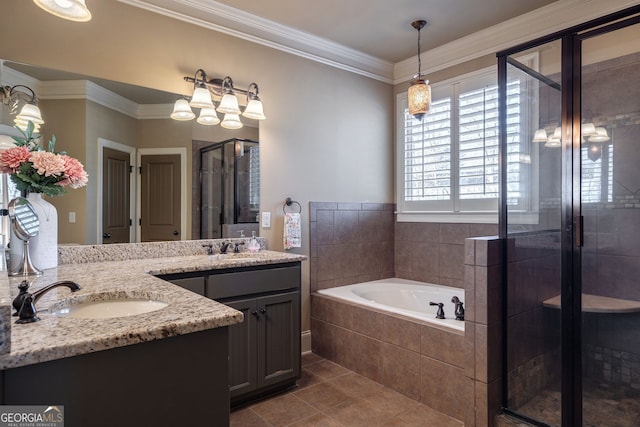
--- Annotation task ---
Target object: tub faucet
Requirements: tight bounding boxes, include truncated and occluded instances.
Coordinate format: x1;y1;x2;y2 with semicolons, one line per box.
15;280;81;324
429;302;445;319
451;296;465;321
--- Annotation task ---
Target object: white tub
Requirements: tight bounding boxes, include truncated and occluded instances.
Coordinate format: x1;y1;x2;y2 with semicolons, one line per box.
317;278;465;331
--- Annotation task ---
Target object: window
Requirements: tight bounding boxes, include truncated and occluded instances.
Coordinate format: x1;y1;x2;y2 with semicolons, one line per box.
397;68;526;222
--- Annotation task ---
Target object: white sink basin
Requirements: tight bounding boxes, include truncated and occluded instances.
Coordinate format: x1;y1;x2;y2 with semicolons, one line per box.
50;294;168;319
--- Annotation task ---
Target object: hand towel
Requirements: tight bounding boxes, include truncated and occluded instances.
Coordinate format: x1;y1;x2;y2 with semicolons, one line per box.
283;212;301;250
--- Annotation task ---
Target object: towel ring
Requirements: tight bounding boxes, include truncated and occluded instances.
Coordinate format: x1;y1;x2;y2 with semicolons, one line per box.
283;197;302;214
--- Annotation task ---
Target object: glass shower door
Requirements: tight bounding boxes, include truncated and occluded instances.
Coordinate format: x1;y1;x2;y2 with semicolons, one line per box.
580;21;640;427
504;39;564;426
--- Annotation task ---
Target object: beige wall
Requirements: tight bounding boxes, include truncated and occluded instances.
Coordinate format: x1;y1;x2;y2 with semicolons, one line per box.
0;0;393;332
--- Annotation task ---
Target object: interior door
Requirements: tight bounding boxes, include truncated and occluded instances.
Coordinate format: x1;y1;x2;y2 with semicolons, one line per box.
140;154;181;242
102;147;131;244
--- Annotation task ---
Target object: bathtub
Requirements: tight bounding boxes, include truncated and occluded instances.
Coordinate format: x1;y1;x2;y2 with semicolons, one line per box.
317;278;465;331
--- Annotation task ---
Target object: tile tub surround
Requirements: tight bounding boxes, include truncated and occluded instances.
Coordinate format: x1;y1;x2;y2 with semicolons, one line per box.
311;235;504;427
309;202;395;292
1;249;305;370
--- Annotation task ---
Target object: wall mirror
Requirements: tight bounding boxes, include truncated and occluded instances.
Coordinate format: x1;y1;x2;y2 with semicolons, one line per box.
0;60;260;245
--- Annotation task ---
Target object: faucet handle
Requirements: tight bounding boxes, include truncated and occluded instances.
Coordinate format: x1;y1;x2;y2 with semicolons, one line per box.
12;280;31;316
202;244;214;255
16;293;40;324
237;230;245;238
429;302;445;319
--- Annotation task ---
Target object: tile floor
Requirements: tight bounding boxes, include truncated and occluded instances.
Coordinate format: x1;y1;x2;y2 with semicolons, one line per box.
230;352;463;427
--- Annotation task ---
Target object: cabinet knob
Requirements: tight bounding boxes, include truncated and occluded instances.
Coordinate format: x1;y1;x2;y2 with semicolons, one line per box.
260;308;267;314
251;311;259;317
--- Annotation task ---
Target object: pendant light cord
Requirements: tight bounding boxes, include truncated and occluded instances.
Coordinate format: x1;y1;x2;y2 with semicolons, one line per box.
417;27;422;77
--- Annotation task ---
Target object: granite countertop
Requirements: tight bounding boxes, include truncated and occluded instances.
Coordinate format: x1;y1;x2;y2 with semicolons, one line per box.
0;250;306;370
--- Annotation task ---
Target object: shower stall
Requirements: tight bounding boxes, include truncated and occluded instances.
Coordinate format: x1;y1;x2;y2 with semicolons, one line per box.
499;6;640;426
199;138;259;239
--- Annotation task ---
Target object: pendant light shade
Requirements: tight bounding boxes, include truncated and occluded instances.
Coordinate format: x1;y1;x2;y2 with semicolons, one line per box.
170;99;195;121
33;0;92;22
408;79;431;119
220;113;243;129
408;20;431;120
197;107;220;126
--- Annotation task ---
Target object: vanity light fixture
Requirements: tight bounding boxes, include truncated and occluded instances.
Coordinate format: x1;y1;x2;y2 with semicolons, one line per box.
171;70;266;129
408;20;431;120
33;0;92;22
532;122;604;146
1;85;44;132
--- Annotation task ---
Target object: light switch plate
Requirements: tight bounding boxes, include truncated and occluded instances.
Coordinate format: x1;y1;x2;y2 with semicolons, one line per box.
69;212;76;223
261;212;271;228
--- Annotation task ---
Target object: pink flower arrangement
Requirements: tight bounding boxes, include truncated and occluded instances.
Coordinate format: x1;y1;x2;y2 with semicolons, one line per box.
0;122;88;196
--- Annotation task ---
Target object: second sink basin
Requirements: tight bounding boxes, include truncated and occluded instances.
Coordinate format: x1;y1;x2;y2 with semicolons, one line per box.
49;291;168;319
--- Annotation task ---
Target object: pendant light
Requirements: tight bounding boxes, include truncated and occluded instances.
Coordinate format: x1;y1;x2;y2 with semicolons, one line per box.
408;20;431;120
33;0;92;22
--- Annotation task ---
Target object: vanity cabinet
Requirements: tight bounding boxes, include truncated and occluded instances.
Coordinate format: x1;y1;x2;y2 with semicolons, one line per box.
158;262;301;406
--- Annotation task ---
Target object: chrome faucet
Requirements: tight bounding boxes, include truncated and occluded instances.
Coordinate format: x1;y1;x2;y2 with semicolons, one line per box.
14;280;81;324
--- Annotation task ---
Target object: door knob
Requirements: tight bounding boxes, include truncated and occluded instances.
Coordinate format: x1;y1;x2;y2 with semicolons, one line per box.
103;233;111;239
173;230;179;236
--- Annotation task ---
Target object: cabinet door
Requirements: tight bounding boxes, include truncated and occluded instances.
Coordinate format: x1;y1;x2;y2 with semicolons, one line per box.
227;298;258;398
256;291;301;388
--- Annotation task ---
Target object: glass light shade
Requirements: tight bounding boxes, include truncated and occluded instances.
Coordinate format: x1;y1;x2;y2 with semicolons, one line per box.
16;104;44;125
588;127;610;143
220;113;243;129
544;138;561;148
189;87;214;109
217;93;241;115
242;99;266;120
14;118;41;133
196;108;220;126
170;99;195;121
33;0;92;22
532;129;548;143
408;79;431;119
581;122;596;137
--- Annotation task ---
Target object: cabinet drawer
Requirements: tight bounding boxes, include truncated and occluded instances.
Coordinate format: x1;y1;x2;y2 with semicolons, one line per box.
208;265;300;300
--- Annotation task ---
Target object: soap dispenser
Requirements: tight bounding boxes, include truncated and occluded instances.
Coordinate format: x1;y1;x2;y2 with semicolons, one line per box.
247;231;260;253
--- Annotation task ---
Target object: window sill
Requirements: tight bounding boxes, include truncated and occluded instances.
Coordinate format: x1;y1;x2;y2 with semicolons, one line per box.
396;211;498;224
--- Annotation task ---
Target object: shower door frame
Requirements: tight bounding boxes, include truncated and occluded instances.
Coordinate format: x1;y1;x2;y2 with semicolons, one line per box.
498;5;640;426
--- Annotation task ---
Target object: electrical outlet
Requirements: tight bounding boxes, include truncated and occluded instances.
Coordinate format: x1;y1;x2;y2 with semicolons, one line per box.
261;212;271;228
69;212;76;223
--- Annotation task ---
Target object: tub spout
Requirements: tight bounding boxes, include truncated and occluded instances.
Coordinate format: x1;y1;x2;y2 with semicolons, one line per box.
451;296;464;321
429;302;445;319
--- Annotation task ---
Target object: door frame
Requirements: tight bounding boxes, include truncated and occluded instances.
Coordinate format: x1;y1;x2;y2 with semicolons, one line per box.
98;138;136;244
136;147;188;242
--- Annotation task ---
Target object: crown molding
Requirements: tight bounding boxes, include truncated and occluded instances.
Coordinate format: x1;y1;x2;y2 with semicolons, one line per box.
116;0;394;83
0;65;42;93
394;0;640;84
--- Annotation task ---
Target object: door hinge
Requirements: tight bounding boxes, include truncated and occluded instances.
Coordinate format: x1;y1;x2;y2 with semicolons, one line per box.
139;166;142;174
129;165;133;173
129;218;132;226
139;218;142;226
